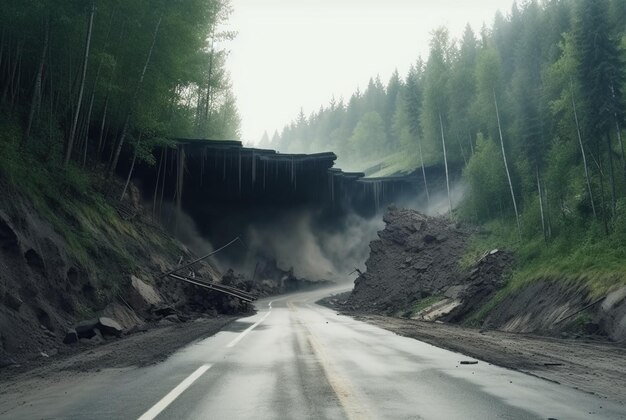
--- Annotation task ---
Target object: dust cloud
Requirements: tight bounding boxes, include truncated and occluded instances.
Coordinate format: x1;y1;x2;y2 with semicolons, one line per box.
161;180;465;283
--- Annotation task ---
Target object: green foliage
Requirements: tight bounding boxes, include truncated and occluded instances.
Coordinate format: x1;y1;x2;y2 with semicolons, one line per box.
459;134;508;222
0;0;240;173
349;112;386;159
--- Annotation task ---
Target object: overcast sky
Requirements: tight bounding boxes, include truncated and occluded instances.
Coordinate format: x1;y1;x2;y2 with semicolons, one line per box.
224;0;516;144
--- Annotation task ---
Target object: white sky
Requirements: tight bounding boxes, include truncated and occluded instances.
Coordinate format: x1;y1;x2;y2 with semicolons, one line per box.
223;0;516;144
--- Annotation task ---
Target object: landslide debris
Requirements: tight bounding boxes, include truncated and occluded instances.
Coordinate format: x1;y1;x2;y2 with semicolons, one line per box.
345;206;510;318
338;206;626;342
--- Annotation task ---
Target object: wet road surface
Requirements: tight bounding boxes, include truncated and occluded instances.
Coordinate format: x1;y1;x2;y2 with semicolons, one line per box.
1;286;625;419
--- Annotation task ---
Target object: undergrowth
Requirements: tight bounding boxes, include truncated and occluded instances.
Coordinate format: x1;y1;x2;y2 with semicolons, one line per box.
0;117;142;283
462;211;626;323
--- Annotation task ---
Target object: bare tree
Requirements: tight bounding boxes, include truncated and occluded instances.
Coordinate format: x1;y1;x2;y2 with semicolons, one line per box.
24;17;49;144
65;1;95;166
438;112;452;217
493;89;521;240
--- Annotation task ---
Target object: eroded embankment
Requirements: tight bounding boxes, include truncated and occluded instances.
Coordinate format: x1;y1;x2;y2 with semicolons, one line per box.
341;207;626;342
0;177;327;372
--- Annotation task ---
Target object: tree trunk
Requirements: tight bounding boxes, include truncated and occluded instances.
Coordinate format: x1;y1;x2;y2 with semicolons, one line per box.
0;28;5;81
10;46;23;111
605;133;616;216
616;120;625;182
108;14;162;177
24;17;50;144
152;148;165;220
158;147;168;221
65;1;95;167
2;40;22;103
536;165;547;244
175;145;185;235
417;136;430;204
120;133;142;201
610;84;626;181
97;94;109;157
571;80;596;218
493;89;521;240
438;112;452;218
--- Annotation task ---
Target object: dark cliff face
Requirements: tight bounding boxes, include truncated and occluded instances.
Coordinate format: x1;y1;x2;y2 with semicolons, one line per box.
130;139;427;239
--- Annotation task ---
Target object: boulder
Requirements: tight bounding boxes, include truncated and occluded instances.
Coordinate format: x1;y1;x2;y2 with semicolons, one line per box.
63;329;78;344
74;319;99;339
127;276;163;312
98;317;123;337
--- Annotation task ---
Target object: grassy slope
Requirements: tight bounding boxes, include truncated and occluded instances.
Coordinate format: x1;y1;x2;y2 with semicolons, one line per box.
461;217;626;323
0;121;180;310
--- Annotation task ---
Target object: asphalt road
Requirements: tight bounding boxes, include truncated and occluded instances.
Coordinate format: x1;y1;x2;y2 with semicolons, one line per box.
2;285;625;419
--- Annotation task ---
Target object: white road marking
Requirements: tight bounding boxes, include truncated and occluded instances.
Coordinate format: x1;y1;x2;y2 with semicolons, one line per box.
137;364;212;420
226;301;273;348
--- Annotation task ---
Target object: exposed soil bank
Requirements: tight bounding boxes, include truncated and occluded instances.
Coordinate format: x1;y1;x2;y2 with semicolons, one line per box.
345;207;626;342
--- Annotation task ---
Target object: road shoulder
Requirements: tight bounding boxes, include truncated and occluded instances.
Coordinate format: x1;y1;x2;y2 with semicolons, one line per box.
348;313;626;405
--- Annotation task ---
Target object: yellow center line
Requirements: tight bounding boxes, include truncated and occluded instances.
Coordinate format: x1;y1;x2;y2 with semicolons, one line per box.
288;301;371;420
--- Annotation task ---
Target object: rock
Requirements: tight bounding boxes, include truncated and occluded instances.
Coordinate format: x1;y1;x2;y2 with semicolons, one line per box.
153;306;177;318
460;360;478;365
164;314;180;323
127;276;163;312
4;292;23;311
98;317;123;337
75;319;99;339
80;328;104;345
63;329;78;344
423;234;437;244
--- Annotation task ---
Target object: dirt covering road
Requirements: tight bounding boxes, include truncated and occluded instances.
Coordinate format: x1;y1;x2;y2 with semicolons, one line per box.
0;316;237;398
353;313;626;405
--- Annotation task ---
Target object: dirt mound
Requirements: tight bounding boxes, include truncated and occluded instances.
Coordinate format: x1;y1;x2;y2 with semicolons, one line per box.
344;207;516;322
346;207;471;315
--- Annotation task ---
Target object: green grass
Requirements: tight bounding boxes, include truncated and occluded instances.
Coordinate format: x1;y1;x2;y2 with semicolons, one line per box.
411;295;445;315
0;119;146;287
461;215;626;324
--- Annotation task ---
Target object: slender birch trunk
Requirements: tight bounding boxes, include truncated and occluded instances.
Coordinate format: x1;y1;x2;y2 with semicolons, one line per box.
65;1;95;166
108;14;162;177
493;89;521;240
24;17;49;144
417;136;430;204
536;164;547;243
570;80;597;218
438;111;452;218
120;133;142;201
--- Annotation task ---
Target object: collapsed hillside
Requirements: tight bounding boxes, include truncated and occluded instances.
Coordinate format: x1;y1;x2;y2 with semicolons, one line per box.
342;207;626;342
0;174;325;370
